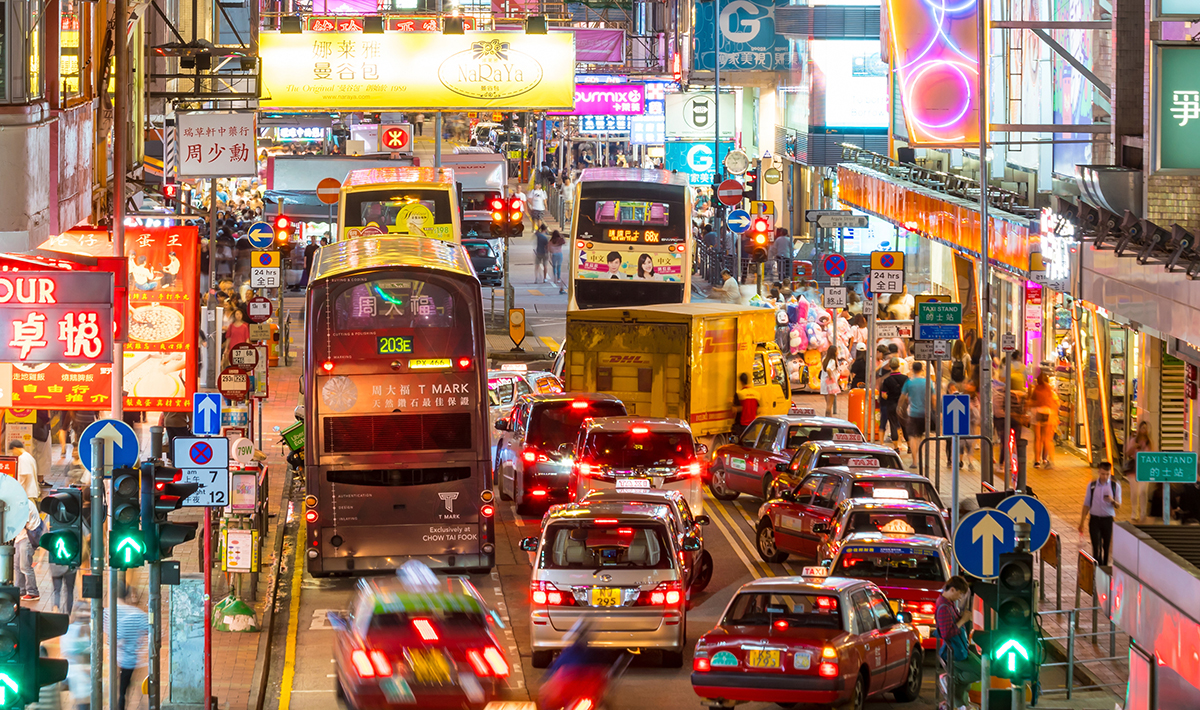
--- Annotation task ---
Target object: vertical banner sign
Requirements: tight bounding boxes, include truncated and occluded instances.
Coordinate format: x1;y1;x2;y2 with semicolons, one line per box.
176;112;258;177
32;228;199;411
887;0;981;145
1154;44;1200;172
692;0;789;71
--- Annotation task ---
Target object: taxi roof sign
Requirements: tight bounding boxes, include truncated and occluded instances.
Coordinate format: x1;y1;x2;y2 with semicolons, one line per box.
880;519;917;535
801;566;830;577
499;363;528;372
873;488;910;499
792;407;816;416
847;457;880;468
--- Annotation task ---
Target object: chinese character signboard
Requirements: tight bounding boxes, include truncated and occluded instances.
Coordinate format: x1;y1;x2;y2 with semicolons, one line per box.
579;115;631;134
548;83;646;116
692;0;789;71
1154;44;1200;172
258;32;575;110
33;227;199;412
663;141;734;186
0;272;113;364
177;112;257;177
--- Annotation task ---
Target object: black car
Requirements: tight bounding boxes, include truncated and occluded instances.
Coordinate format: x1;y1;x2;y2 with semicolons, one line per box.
463;238;503;286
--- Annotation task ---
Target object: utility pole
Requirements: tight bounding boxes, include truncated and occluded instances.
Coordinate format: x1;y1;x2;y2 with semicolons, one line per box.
148;427;164;710
89;437;105;710
977;0;993;448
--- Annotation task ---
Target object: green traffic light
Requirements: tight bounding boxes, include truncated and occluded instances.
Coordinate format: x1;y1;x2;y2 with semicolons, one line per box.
110;534;145;568
0;672;18;706
994;638;1031;673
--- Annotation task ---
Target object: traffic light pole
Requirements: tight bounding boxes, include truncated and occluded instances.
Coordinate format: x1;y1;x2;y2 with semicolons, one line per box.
148;430;164;710
90;437;104;710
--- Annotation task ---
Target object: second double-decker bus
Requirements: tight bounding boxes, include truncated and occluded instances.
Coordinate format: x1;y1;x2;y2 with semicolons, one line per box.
338;166;462;242
304;236;493;575
567;168;693;310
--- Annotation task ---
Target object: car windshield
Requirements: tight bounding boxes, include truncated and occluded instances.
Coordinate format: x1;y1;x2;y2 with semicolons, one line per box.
723;592;842;629
463;241;496;258
541;522;672;570
832;549;946;583
582;430;695;469
816;452;903;469
527;400;627;449
841;511;947;538
462;220;493;238
851;479;943;507
786;426;862;449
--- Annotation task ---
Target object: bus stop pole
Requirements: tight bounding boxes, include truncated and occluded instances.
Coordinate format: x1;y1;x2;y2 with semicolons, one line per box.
866;295;876;441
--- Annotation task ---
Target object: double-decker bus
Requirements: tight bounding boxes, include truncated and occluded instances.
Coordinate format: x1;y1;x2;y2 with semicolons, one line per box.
304;236;493;575
567;168;693;310
338;166;462;242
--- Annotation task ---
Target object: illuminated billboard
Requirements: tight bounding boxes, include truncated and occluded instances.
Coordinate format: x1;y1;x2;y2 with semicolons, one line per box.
887;0;982;145
259;32;575;110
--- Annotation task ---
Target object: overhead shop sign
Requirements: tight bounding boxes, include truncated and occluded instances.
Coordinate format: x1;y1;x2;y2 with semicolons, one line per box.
692;0;789;72
259;32;576;110
665;93;735;140
1153;43;1200;173
664;141;735;186
177;112;257;178
548;83;645;116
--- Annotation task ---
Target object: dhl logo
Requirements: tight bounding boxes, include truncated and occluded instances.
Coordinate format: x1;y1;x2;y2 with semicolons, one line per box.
690;409;734;423
701;328;737;354
600;354;650;365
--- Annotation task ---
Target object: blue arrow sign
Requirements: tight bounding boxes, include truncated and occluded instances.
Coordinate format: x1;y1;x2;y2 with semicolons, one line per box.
79;419;139;473
246;222;275;250
954;508;1016;579
942;394;970;436
192;392;224;437
997;494;1052;553
727;209;751;234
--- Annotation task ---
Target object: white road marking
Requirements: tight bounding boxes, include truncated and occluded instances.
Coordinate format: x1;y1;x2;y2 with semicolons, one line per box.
309;609;335;630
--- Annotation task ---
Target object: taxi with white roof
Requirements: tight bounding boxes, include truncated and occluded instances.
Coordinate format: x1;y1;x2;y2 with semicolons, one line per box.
690;567;923;709
706;411;864;501
827;533;953;650
486;365;562;436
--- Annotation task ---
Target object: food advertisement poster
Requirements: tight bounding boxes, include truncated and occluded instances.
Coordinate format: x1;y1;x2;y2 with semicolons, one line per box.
575;248;683;282
34;227;199;411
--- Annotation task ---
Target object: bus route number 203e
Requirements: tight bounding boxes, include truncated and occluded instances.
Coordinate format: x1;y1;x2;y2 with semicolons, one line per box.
377;335;414;355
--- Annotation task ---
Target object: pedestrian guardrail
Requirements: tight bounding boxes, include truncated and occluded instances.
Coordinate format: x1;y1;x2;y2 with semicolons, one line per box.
1036;603;1124;698
281;310;292;367
1041;531;1063;610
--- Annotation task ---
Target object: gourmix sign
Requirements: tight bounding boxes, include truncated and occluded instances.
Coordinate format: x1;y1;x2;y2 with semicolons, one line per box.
548;83;646;116
259;32;575;110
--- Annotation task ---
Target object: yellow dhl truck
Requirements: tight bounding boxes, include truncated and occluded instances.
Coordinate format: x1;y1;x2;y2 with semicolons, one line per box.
562;303;792;445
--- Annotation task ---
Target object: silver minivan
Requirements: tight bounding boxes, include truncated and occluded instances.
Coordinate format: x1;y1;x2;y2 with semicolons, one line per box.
519;500;694;669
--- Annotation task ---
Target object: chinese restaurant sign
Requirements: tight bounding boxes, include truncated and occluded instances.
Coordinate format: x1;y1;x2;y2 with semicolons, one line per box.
887;0;981;145
258;32;575;110
177;111;257;177
548;84;645;116
32;227;199;412
0;272;113;364
1154;44;1200;172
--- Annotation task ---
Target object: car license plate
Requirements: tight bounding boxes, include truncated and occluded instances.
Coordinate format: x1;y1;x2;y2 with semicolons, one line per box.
615;477;651;491
746;649;781;668
590;588;621;607
407;648;452;685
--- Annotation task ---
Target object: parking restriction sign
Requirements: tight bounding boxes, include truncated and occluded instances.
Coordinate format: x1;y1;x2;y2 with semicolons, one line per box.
173;436;230;507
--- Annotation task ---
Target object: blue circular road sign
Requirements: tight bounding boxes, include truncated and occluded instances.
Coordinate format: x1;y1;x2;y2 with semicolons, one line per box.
246;222;275;250
997;494;1052;553
823;254;847;277
79;418;139;472
726;209;752;234
953;508;1016;579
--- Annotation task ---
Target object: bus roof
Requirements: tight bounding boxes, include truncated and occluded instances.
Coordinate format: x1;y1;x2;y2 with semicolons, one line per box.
309;236;474;283
342;166;457;189
578;168;691;187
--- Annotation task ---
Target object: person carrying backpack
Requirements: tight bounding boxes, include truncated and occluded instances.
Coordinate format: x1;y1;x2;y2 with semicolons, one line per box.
1078;462;1121;565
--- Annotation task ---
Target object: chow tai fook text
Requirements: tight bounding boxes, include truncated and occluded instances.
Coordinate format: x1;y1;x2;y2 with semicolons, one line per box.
34;227;200;412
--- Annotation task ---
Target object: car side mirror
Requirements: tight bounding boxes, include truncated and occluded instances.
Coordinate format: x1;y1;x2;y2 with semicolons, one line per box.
775;463;789;473
326;611;348;631
694;515;711;526
895;611;913;625
519;537;539;552
879;615;899;629
681;534;702;552
811;522;830;535
695;443;709;456
494;419;511;432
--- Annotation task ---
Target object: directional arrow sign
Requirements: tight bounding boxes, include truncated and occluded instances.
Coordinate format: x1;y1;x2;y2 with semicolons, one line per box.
815;214;868;229
997;494;1051;552
79;418;138;473
727;209;752;233
0;672;17;705
115;536;145;565
994;639;1030;673
954;508;1016;579
943;394;970;436
193;392;223;437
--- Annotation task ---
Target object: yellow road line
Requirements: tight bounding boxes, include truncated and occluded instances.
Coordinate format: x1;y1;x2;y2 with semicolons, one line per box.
539;336;558;350
732;498;798;575
527;289;544;297
704;492;773;578
278;522;306;710
702;493;761;580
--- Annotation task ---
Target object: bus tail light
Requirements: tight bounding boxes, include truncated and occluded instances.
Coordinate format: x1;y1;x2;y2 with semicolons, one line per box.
480;503;495;518
455;356;473;371
531;581;574;606
321;361;335;373
305;509;318;524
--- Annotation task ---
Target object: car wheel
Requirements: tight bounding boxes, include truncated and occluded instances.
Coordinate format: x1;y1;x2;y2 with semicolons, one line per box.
708;465;740;501
497;458;512;501
691;550;714;593
838;672;866;710
531;650;555;668
893;652;923;702
661;648;684;668
761;474;775;500
711;432;730;450
755;519;787;563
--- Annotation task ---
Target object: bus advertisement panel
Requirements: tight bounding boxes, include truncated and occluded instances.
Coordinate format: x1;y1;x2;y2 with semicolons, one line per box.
338;166;462;242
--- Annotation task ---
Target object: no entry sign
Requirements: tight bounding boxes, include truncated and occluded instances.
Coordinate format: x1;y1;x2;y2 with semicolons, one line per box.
716;179;743;207
316;177;341;205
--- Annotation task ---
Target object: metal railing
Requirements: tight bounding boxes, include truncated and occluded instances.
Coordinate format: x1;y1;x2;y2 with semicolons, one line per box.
281;310;292;367
1037;551;1124;698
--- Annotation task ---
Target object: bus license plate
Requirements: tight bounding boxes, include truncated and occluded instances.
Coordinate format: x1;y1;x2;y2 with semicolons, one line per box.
590;588;622;607
746;649;780;668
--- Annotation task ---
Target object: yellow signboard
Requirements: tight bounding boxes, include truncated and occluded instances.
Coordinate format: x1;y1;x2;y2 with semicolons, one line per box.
870;251;905;271
259;32;576;110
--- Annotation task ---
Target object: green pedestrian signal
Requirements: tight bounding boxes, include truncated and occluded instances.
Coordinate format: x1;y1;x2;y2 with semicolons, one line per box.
39;488;83;568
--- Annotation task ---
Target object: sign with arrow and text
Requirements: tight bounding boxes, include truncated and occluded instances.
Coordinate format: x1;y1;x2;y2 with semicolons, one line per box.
954;508;1016;579
942;394;970;436
192;393;223;437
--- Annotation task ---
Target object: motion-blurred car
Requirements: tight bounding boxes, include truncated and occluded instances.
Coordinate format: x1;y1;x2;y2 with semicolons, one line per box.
494;393;626;512
580;488;714;593
691;570;922;708
520;500;693;668
827;533;952;649
706;413;863;501
463;238;503;286
329;569;510;709
486;367;562;438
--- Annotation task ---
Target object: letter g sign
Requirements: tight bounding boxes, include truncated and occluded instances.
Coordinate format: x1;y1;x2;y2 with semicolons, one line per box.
720;0;762;43
687;144;714;172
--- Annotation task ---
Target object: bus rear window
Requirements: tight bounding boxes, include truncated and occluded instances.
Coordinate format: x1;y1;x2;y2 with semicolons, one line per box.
344;190;454;228
594;200;670;226
334;279;458;331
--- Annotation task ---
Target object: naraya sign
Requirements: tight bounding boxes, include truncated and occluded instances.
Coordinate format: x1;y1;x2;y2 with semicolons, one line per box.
259;32;575;110
0;272;113;364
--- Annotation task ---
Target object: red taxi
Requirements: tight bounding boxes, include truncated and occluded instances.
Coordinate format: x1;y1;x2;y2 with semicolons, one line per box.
329;571;510;709
691;571;923;709
706;413;863;501
828;534;953;650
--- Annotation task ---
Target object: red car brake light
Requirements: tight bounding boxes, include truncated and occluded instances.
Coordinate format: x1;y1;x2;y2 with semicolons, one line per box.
466;649;490;677
483;647;510;677
411;618;438;642
919;602;936;615
571;400;590;409
631;426;649;434
818;661;839;678
531;581;575;606
369;650;392;677
350;649;375;678
636;580;682;606
693;656;711;672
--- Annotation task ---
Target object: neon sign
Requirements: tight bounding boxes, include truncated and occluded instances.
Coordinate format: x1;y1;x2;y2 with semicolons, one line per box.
887;0;982;145
0;272;114;364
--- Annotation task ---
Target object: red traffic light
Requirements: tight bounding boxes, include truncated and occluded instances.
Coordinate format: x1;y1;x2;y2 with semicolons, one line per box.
489;197;505;211
509;196;524;212
753;218;769;232
275;215;290;231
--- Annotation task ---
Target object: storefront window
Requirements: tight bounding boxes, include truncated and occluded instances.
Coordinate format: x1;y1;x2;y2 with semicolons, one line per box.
59;0;80;98
0;0;45;104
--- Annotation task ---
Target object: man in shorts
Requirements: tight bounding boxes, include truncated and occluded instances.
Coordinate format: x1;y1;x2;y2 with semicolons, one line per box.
900;361;928;468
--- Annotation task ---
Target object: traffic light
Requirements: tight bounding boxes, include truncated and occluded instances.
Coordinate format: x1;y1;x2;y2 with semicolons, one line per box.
506;195;525;237
742;166;759;202
489;196;506;239
16;607;67;707
987;551;1039;680
140;462;199;561
38;489;82;567
274;214;290;243
0;587;17;708
750;218;771;262
109;467;145;569
162;183;178;204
